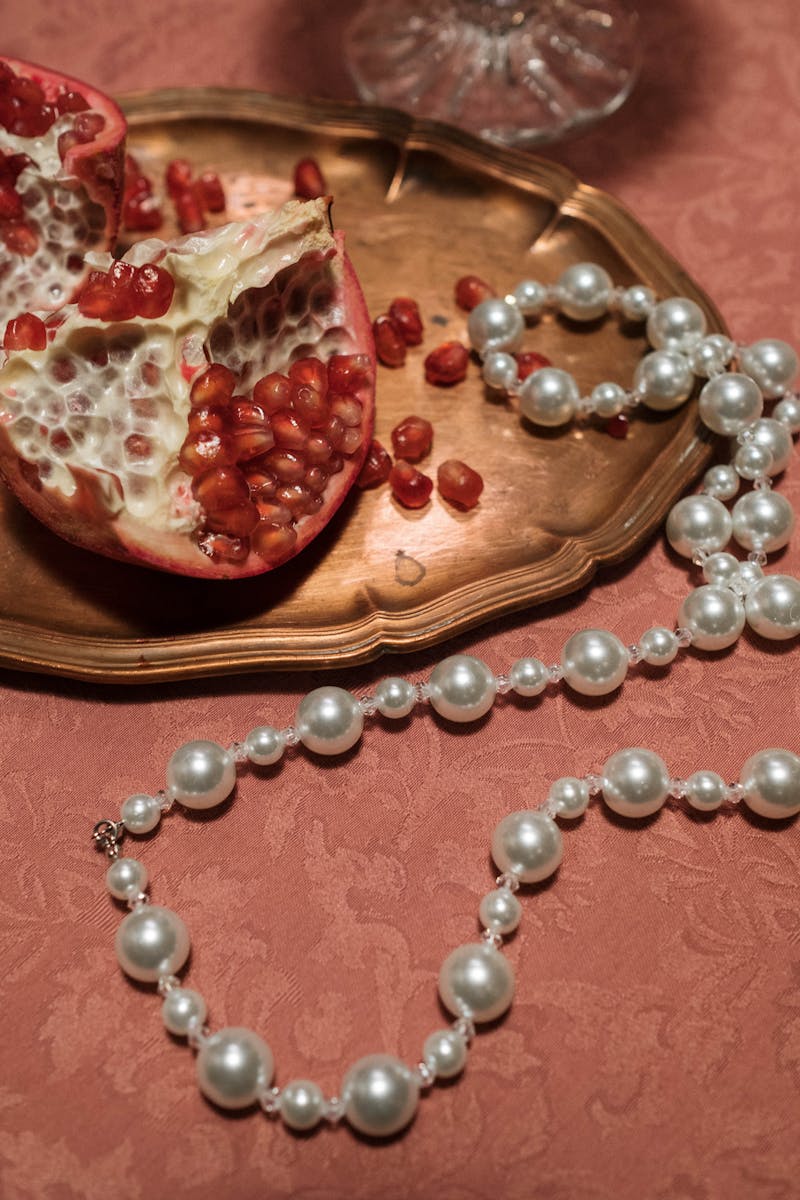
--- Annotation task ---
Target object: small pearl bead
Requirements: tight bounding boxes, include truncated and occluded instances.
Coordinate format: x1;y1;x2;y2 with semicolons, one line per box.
702;552;741;588
685;770;727;812
166;740;236;810
245;726;285;766
740;749;800;818
688;335;735;377
162;987;207;1036
547;776;590;818
280;1079;325;1131
634;350;694;411
745;575;800;640
741;417;793;476
731;491;795;553
491;810;563;882
479;887;522;933
374;676;416;718
423;1030;468;1079
666;495;732;558
296;686;364;755
737;560;765;594
734;442;773;480
106;856;148;900
591;381;627;417
512;279;548;317
428;655;496;722
702;464;739;502
120;793;161;835
438;943;514;1023
738;339;799;399
115;905;190;983
196;1028;274;1110
560;629;628;696
556;262;613;321
509;656;549;696
698;373;763;436
519;367;579;427
678;585;745;650
342;1055;419;1137
646;297;707;352
467;298;524;356
638;626;679;666
619;284;656;322
601;748;670;818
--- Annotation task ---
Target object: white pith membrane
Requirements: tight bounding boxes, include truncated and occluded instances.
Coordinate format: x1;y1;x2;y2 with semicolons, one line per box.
0;198;370;574
0;114;109;314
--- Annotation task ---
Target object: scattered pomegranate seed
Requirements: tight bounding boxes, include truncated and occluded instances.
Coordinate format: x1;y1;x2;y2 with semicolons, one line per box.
391;415;433;462
199;171;225;213
133;264;175;319
166;158;193;198
437;460;484;510
175;188;203;234
357;440;392;488
455;275;495;311
293;157;327;200
190;364;236;408
123;193;162;232
373;315;406;367
606;414;629;439
388;297;424;346
424;341;469;386
389;461;433;509
515;351;552;380
3;311;46;351
328;353;372;393
78;268;136;322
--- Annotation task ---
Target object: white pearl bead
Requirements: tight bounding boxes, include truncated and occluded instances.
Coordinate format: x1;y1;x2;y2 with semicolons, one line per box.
547;776;590;817
741;749;800;819
687;335;735;377
731;491;795;553
438;943;514;1023
556;262;612;321
512;279;548;317
491;810;563;882
737;560;765;594
741;417;793;476
478;887;522;933
120;793;161;835
374;676;416;718
634;350;694;411
560;629;628;696
509;656;549;696
646;297;707;352
745;575;800;640
428;655;496;722
734;442;773;480
106;856;148;900
773;394;800;432
244;726;285;766
280;1079;325;1131
115;905;190;983
619;284;656;322
638;626;679;666
685;770;727;812
166;740;236;810
702;552;741;588
666;494;732;558
698;373;763;436
519;367;579;426
196;1027;274;1109
343;1055;419;1137
591;381;627;417
678;585;745;650
482;351;519;391
423;1029;468;1079
601;748;670;818
702;464;739;501
738;339;798;399
296;686;364;755
162;987;207;1036
467;298;524;356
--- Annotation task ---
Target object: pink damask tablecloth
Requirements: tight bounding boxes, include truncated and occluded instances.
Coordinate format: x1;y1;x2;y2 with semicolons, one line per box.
1;3;799;1199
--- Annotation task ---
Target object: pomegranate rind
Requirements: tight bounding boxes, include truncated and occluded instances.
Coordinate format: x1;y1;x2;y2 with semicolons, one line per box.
0;199;375;579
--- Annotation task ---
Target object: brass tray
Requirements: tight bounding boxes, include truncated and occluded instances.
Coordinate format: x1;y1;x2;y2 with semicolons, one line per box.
0;89;722;683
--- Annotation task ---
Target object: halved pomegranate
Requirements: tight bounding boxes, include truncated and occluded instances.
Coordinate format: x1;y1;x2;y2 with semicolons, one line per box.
0;56;125;314
0;197;375;578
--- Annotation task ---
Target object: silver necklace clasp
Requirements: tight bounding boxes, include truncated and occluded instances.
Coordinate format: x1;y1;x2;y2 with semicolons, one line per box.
92;819;125;858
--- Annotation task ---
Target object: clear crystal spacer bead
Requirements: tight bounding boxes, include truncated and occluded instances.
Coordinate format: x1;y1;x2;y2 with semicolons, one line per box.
157;974;180;996
753;476;772;491
415;682;431;702
726;782;745;805
675;627;694;648
229;740;249;765
584;773;603;795
126;890;149;910
324;1096;346;1124
157;788;175;813
186;1019;210;1050
539;796;560;819
415;1061;435;1089
481;928;504;948
495;673;511;695
282;726;300;747
747;549;768;566
737;426;756;444
691;548;709;566
495;871;520;892
670;779;688;800
627;643;644;665
359;695;378;716
258;1086;282;1116
547;664;564;683
453;1016;476;1043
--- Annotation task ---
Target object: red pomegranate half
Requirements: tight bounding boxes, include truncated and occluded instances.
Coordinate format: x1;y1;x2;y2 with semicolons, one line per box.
0;197;375;578
0;56;126;314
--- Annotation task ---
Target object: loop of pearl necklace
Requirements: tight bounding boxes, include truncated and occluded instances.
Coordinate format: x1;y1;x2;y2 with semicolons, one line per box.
92;288;800;1139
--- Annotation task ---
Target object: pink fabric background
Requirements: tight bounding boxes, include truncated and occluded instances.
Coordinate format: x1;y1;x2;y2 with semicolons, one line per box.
2;3;799;1198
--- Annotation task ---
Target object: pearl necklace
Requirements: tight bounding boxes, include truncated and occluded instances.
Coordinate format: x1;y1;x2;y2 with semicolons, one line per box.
92;289;800;1139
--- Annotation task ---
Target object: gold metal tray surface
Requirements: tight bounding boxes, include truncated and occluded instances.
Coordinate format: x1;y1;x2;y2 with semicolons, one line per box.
0;89;723;683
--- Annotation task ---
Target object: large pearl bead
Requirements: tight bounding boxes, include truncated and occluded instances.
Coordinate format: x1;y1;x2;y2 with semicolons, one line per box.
438;943;514;1023
196;1027;274;1109
106;856;148;900
601;748;670;818
244;726;285;766
731;491;795;553
698;373;763;436
296;686;364;754
374;676;416;718
556;262;612;321
646;297;707;352
738;339;799;399
638;626;679;666
740;749;800;819
343;1055;419;1137
685;770;727;812
115;905;190;983
560;629;628;696
120;793;161;835
491;810;563;882
162;987;207;1036
166;740;236;810
678;585;745;650
745;575;800;640
280;1079;325;1131
428;655;496;722
666;494;732;558
423;1030;468;1079
519;367;579;427
742;417;793;476
773;394;800;432
467;298;524;356
509;656;549;696
479;887;522;933
634;350;694;411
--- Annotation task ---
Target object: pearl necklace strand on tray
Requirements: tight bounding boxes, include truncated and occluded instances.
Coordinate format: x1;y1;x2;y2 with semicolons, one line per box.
92;292;800;1140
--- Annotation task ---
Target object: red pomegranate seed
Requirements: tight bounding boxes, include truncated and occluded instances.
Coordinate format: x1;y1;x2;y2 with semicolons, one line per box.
230;399;268;426
293;384;330;428
293;157;327;200
108;260;137;291
1;153;33;183
323;414;346;450
373;315;406;367
424;341;469;386
305;434;333;465
197;531;250;564
275;483;316;517
166;158;193;198
193;466;251;510
10;76;44;105
2;221;37;256
231;426;275;461
606;414;629;439
391;415;433;462
357;439;392;488
205;503;260;537
304;466;329;494
55;88;89;114
73;111;105;141
262;448;306;484
340;427;363;454
133;264;175;319
271;408;310;450
0;181;22;219
515;351;551;380
389;461;433;509
455;275;496;311
190;364;236;408
329;395;362;428
252;523;298;563
437;460;484;510
175;188;203;234
57;130;83;159
388;297;424;346
78;267;137;322
123;194;162;232
253;372;291;412
289;356;328;398
199;171;225;212
188;405;227;434
255;500;292;525
179;430;236;475
243;469;278;498
327;353;372;393
3;312;47;352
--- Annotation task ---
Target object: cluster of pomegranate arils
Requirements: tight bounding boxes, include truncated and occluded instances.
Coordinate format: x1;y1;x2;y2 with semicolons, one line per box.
122;155;227;235
177;353;371;565
0;60;105;258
